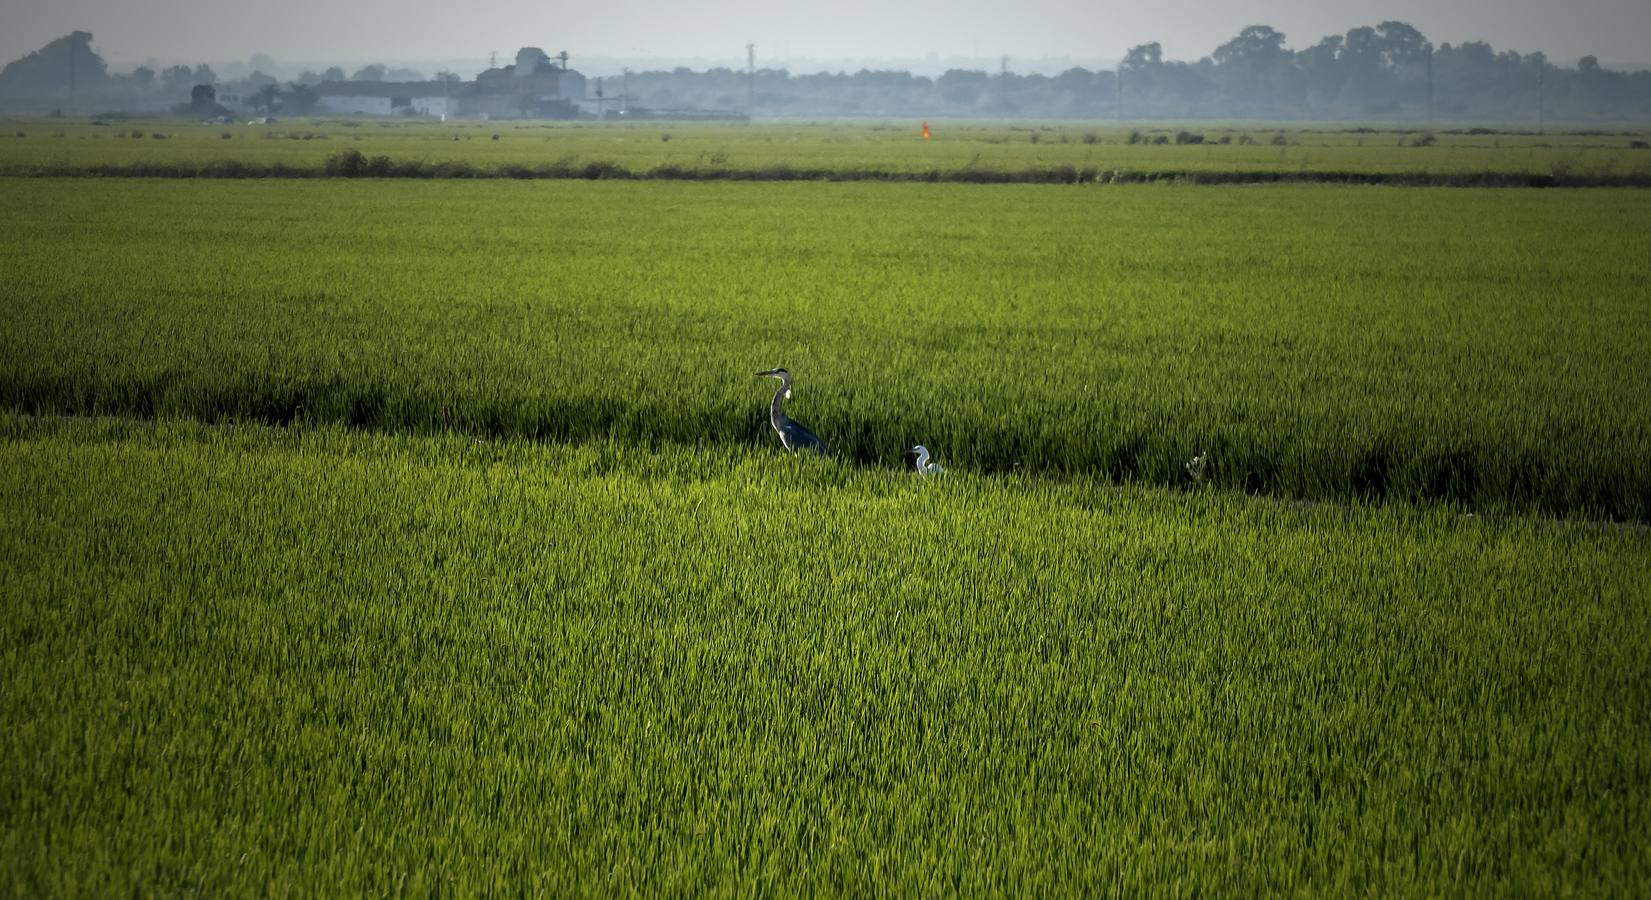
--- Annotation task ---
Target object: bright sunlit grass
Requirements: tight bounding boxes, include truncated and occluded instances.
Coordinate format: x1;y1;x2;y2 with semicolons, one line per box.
2;417;1647;895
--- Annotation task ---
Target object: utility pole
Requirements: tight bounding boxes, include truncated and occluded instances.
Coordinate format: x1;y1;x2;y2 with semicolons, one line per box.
1115;64;1123;124
595;76;605;119
746;42;755;114
489;50;497;70
1425;43;1434;123
1536;63;1545;132
622;67;630;114
1000;55;1009;108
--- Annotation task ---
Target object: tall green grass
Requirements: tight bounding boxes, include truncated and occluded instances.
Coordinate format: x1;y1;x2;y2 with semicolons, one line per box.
3;417;1648;895
2;179;1647;520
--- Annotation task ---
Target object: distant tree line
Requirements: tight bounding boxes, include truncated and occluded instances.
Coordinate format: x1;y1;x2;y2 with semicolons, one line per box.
626;22;1649;121
4;26;1651;121
0;32;444;115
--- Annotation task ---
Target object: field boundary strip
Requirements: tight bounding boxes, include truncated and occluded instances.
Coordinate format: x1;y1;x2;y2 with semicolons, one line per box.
6;411;1649;539
4;158;1651;187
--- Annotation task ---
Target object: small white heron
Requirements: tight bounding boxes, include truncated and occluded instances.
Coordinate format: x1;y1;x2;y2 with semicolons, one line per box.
755;368;831;456
903;444;944;476
1185;450;1208;484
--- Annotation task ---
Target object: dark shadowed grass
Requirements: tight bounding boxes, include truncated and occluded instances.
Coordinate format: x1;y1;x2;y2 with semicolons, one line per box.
6;151;1651;187
2;416;1648;895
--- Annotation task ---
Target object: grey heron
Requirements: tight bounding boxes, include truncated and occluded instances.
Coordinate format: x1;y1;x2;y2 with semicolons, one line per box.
903;444;944;476
755;368;831;456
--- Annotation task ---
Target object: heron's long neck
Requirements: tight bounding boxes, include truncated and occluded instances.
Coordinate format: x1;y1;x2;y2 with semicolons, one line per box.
770;379;791;425
916;447;930;470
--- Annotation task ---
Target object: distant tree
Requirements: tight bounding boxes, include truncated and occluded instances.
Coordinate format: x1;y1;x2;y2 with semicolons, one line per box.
283;81;319;113
936;69;990;108
384;67;425;81
1118;43;1167;109
1051;67;1093;92
297;70;322;84
1213;25;1288;68
249;82;281;112
1298;35;1347;108
1375;21;1430;67
130;65;155;87
160;65;195;92
1340;26;1382;73
351;64;386;82
192;63;217;84
1214;26;1307;111
1434;40;1500;115
1336;26;1392;107
1122;42;1163;71
0;31;108;93
434;70;462;83
1158;58;1215;110
322;66;346;82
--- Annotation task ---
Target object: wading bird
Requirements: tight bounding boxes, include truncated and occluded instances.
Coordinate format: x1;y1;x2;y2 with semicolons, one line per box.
904;444;944;476
756;368;831;456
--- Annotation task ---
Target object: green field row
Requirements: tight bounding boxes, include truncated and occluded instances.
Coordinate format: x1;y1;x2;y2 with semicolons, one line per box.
2;179;1647;520
2;120;1649;177
2;417;1647;895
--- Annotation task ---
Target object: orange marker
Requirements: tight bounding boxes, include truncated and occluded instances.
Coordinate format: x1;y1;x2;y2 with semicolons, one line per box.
922;121;930;139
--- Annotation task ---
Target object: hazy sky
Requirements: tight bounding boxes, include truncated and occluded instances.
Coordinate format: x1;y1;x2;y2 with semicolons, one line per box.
4;0;1648;73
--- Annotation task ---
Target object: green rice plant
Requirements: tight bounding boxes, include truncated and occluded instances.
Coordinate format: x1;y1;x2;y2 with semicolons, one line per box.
1;416;1647;895
1;179;1646;520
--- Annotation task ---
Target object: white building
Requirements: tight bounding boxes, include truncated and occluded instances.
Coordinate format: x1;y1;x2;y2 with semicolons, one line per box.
314;81;459;118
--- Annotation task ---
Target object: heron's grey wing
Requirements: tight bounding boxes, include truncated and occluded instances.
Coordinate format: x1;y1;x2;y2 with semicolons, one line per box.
784;420;831;456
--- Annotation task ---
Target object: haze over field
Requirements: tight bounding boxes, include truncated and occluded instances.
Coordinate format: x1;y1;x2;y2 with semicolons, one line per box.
2;0;1648;73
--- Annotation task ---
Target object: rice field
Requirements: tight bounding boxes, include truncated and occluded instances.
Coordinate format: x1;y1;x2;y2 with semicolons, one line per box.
2;144;1649;895
1;178;1647;520
2;119;1649;178
3;416;1648;895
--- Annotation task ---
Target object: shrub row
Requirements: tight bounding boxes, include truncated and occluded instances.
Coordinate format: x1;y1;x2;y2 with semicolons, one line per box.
5;152;1650;188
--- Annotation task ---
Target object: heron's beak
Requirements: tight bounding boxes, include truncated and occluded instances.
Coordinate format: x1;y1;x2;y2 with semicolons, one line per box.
755;369;777;377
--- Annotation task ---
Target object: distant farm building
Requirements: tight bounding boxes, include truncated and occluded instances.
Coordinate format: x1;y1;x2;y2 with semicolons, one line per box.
311;48;589;120
465;48;588;119
314;81;458;117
